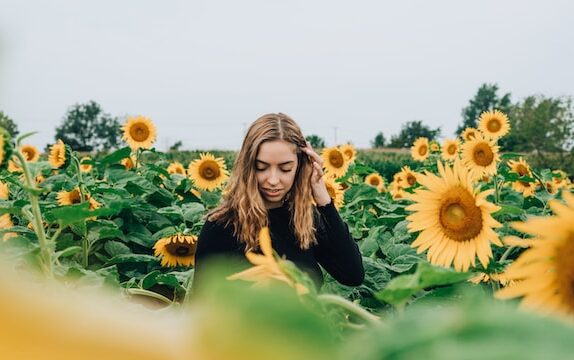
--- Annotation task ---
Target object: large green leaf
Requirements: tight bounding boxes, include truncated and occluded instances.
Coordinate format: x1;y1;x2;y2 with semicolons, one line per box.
375;261;473;308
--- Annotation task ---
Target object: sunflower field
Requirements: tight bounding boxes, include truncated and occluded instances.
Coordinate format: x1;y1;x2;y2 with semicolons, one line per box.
2;111;574;359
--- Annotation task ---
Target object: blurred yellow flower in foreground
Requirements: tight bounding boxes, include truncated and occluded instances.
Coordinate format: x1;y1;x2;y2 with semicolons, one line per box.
228;227;309;295
496;192;574;317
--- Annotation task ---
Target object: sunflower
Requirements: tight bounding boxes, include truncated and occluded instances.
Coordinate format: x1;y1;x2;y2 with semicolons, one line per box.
323;175;344;209
397;166;419;189
227;227;308;295
496;192;574;316
552;170;569;189
0;181;8;200
508;157;531;177
0;213;16;241
460;132;500;180
153;233;198;267
20;144;40;162
429;141;440;153
7;160;21;173
48;140;67;169
441;138;460;161
411;137;429;162
188;153;229;191
121;156;136;170
167;161;186;176
80;156;93;173
512;180;536;197
461;127;478;142
339;143;357;164
57;188;99;210
543;180;558;195
406;160;502;272
478;110;510;139
390;185;406;201
365;173;385;192
121;115;157;151
321;147;349;178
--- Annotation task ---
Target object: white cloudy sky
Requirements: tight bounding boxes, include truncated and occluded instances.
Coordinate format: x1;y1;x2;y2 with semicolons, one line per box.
1;0;573;151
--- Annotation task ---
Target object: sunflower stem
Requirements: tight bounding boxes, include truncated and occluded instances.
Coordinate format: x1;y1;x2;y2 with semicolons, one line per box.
182;269;195;305
493;175;500;204
126;288;173;306
500;246;515;262
71;154;91;269
317;294;380;326
13;151;54;279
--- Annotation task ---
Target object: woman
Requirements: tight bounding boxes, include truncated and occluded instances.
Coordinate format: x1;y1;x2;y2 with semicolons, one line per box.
192;113;364;293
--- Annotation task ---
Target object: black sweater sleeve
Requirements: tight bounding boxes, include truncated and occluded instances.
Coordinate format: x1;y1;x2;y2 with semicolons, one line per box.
314;201;364;286
192;220;244;294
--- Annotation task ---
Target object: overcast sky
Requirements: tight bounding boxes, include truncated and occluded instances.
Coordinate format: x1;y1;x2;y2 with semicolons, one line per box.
1;0;573;151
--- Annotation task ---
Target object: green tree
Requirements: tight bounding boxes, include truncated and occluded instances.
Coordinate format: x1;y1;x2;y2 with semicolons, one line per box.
54;101;122;152
508;95;574;170
370;132;386;148
456;83;512;135
169;140;183;152
388;121;441;148
0;111;19;138
305;134;326;149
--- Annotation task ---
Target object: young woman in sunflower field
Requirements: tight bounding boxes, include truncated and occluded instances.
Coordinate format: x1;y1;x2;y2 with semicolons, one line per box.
192;113;364;293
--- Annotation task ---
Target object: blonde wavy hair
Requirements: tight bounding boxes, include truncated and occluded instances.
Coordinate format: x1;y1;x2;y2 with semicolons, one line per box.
207;113;317;250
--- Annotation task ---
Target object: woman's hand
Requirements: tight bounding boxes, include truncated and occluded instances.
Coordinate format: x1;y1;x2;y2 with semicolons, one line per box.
301;142;332;207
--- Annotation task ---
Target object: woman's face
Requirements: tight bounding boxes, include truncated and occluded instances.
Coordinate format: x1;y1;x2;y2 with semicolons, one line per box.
255;140;299;209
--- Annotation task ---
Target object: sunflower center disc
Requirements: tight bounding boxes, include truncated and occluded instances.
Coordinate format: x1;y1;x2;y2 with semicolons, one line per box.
200;161;220;180
166;241;192;256
516;164;528;176
448;144;457;155
23;150;33;161
329;152;344;168
418;145;428;156
407;174;416;186
487;119;501;132
439;187;483;241
130;125;150;142
70;190;82;204
473;143;494;166
370;178;380;186
557;238;574;308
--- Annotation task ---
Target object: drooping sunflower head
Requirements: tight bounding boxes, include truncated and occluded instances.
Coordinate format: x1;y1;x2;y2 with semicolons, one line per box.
8;160;21;173
552;170;569;189
441;138;460;161
323;175;344;209
56;188;83;206
79;156;93;173
153;233;198;267
411;137;429;162
188;153;229;191
365;173;385;192
478;110;510;139
398;166;419;189
321;147;349;178
496;192;574;317
48;140;69;169
543;180;559;195
167;161;186;176
20;144;40;162
512;179;536;197
429;141;440;153
406;160;502;272
461;127;478;142
461;132;500;180
507;157;531;177
339;143;357;164
121;115;157;151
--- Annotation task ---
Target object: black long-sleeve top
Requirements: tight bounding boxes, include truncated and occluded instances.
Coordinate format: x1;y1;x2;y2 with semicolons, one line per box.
192;201;364;293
